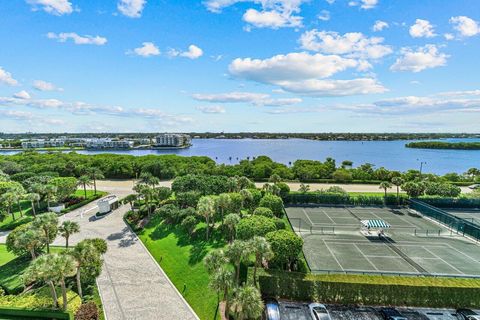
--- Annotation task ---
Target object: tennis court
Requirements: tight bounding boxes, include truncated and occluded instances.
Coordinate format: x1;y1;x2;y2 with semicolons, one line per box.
444;208;480;226
286;206;480;277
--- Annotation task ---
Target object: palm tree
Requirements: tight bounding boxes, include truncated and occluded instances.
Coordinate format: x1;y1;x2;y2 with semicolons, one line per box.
30;183;46;208
249;236;273;286
269;174;282;184
44;184;58;208
230;285;264;320
71;241;100;299
391;177;404;204
209;266;234;319
32;212;59;254
14;228;44;260
13;186;26;217
24;254;60;308
197;196;216;240
239;189;253;213
51;253;77;310
226;240;250;284
77;175;92;199
224;213;240;243
379;181;392;198
0;192;16;221
86;168;104;195
299;183;310;194
139;172;159;187
59;221;80;248
25;193;40;217
216;193;231;227
204;249;228;275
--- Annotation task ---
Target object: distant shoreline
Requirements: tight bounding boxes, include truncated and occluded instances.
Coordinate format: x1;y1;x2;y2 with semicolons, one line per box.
406;141;480;150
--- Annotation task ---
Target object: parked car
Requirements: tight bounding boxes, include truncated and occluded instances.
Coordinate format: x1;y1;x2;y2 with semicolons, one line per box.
380;308;408;320
264;299;280;320
308;303;331;320
456;309;480;320
468;184;480;190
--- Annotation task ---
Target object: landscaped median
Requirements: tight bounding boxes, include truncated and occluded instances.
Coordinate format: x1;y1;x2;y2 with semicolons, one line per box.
255;268;480;308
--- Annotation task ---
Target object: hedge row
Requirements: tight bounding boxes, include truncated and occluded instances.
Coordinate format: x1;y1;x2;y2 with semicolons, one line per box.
0;307;71;319
418;197;480;209
284;192;409;206
257;269;480;308
61;192;107;214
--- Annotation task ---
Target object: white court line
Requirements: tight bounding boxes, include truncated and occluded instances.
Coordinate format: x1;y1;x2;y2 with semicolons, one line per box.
321;209;336;224
301;208;315;226
323;240;448;247
445;243;479;264
353;244;379;271
365;255;438;260
322;240;344;271
422;246;464;274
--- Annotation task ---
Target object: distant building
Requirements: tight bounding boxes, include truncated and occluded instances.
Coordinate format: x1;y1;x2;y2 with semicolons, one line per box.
85;139;133;149
22;139;65;149
155;134;191;147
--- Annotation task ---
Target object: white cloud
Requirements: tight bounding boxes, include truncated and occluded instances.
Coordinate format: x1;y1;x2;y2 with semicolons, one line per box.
450;16;480;37
192;91;302;106
0;67;18;86
26;0;73;16
444;33;454;41
317;10;330;21
117;0;146;18
409;19;436;38
390;45;448;73
169;45;203;59
13;91;31;99
130;42;161;57
299;30;392;60
325;0;335;4
0;110;34;120
33;80;62;91
274;78;387;96
372;20;389;32
349;0;378;10
204;0;307;29
196;105;226;114
47;32;107;45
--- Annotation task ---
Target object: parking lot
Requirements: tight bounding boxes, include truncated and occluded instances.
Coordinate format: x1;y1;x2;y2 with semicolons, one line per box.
276;301;474;320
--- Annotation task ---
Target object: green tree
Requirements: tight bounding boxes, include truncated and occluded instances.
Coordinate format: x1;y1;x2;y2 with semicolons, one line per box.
11;227;45;260
77;175;92;199
224;213;240;243
25;193;41;217
299;183;310;194
86;168;104;195
181;215;197;236
44;184;58;208
59;220;80;248
52;253;77;310
0;192;17;221
249;236;273;286
265;230;303;271
71;240;101;299
50;177;78;202
216;193;231;226
197;196;216;240
204;249;228;275
209;266;234;319
391;177;404;203
229;193;244;217
236;216;277;240
253;207;274;218
226;240;250;284
269;174;282;183
230;285;264;320
32;212;59;254
379;181;392;197
402;181;425;198
24;254;60;308
332;169;353;182
259;194;284;218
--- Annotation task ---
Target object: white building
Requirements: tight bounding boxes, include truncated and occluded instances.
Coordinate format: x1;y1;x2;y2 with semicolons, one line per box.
155;134;191;147
85;139;134;149
22;139;65;149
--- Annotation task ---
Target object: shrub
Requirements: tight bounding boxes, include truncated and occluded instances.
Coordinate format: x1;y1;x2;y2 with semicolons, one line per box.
276;182;290;198
265;230;303;271
175;191;201;208
259;194;284;218
274;219;286;230
75;302;99;320
332;169;353;182
253;207;274;218
236;216;277;240
155;204;180;224
181;216;197;235
324;186;347;194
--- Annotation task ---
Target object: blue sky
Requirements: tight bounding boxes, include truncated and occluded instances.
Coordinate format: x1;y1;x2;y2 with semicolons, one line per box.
0;0;479;133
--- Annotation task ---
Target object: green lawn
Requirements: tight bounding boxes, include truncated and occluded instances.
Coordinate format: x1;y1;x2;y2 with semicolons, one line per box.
137;217;227;320
0;190;104;231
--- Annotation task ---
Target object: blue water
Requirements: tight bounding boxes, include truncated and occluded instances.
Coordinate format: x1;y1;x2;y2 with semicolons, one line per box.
2;138;480;174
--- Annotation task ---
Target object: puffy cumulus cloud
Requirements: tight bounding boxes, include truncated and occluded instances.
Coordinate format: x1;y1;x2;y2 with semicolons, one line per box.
390;45;448;73
196;105;226;114
372;20;388;32
229;52;358;82
13;91;31;99
26;0;73;16
299;30;392;60
450;16;480;37
409;19;436;38
192;91;302;106
168;45;204;59
0;67;18;86
47;32;107;45
204;0;307;29
348;0;378;10
0;109;34;120
129;42;161;57
273;78;387;96
117;0;146;18
33;80;62;91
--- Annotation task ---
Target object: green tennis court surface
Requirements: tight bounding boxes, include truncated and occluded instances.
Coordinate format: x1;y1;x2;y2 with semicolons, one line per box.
444;208;480;226
286;206;480;277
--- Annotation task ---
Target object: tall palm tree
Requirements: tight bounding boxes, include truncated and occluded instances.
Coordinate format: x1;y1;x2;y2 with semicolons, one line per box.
59;221;80;248
50;253;77;310
24;254;60;308
13;186;26;217
379;181;392;198
230;285;264;320
86;168;104;195
77;175;92;199
249;236;273;286
32;212;59;254
204;249;228;275
216;193;231;227
0;192;16;221
44;185;58;208
226;240;250;284
391;177;404;204
197;196;216;240
239;189;253;213
224;213;240;243
71;241;100;299
209;266;234;319
14;228;44;260
25;193;40;217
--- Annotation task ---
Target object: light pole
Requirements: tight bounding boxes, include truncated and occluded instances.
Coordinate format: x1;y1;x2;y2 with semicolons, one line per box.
417;159;427;174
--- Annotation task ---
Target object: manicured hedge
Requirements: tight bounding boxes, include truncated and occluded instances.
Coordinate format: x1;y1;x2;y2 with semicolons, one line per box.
61;192;107;214
0;307;71;319
418;197;480;209
257;269;480;308
284;192;409;206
